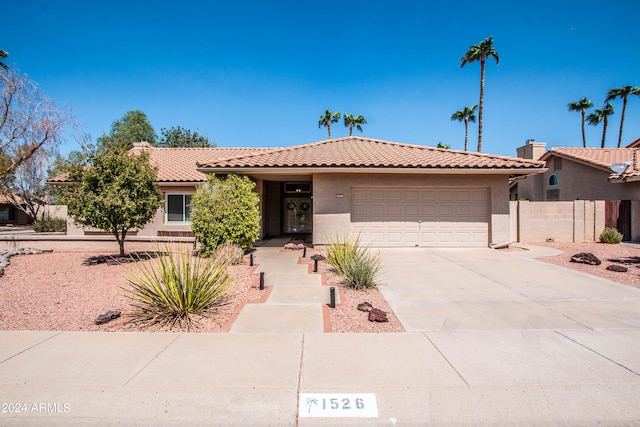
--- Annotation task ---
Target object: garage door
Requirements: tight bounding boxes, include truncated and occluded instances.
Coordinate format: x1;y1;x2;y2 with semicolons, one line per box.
351;187;489;247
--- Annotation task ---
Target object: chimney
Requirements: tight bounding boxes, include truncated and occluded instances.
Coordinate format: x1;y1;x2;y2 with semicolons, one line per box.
133;141;152;148
516;139;546;160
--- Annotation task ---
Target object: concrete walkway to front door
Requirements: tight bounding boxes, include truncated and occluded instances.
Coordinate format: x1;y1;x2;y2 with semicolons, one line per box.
229;247;337;333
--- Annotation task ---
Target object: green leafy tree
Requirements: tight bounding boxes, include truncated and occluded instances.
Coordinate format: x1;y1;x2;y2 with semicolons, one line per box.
606;86;640;147
436;142;450;149
191;174;260;253
568;97;593;147
450;105;477;151
1;68;69;181
343;113;367;136
62;148;163;256
460;36;499;153
318;109;341;139
587;103;614;148
1;49;9;70
97;110;157;152
157;126;214;148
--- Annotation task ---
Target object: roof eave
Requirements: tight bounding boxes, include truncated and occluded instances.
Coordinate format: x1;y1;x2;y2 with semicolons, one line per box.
196;166;547;175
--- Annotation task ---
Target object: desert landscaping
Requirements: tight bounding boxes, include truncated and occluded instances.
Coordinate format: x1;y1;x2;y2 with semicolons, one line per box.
1;242;638;333
0;246;403;333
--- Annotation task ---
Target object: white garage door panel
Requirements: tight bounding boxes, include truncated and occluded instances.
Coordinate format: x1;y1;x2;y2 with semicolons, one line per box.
351;187;489;247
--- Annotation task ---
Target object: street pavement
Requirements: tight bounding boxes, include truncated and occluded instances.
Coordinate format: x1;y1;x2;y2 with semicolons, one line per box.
2;245;640;425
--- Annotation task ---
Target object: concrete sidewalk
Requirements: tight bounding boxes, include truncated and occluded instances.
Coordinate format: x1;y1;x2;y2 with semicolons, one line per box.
1;330;640;425
229;247;334;333
2;246;640;425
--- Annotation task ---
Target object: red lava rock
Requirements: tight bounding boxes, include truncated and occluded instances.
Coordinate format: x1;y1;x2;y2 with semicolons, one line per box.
357;302;373;312
606;264;629;273
570;252;601;266
94;310;121;325
368;308;388;322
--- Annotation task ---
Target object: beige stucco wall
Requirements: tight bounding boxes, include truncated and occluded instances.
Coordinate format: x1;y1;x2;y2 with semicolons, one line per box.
516;156;640;201
516;200;605;242
312;173;510;247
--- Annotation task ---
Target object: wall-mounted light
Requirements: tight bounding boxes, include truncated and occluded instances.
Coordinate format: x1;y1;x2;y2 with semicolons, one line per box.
336;194;344;198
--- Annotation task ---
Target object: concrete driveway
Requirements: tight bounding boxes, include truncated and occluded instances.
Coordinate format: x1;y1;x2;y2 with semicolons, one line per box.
377;246;640;332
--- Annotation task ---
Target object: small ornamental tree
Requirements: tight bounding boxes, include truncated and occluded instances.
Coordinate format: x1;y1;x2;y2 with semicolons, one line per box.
191;174;260;253
63;148;163;256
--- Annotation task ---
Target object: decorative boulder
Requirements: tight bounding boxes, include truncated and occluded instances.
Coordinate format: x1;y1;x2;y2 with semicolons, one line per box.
570;253;601;266
284;243;305;250
94;310;121;325
606;264;628;273
357;302;373;312
368;308;388;322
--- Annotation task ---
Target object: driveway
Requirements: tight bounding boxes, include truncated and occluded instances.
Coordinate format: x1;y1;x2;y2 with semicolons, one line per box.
377;247;640;332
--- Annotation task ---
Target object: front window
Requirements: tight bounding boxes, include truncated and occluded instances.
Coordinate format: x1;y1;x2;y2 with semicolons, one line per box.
0;206;14;221
166;194;192;222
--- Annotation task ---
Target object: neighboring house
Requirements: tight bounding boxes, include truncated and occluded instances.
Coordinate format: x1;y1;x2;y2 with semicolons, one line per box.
0;195;31;226
50;137;545;248
513;139;640;201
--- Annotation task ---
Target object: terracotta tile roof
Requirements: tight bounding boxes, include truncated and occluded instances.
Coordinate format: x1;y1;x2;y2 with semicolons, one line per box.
197;137;545;171
48;147;273;183
541;148;636;172
132;147;273;182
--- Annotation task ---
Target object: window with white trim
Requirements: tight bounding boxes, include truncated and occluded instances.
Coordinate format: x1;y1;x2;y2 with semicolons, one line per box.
166;194;192;222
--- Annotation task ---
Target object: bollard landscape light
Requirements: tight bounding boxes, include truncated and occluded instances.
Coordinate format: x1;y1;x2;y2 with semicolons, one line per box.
329;286;336;308
313;258;318;273
303;246;307;258
259;271;264;290
249;253;254;266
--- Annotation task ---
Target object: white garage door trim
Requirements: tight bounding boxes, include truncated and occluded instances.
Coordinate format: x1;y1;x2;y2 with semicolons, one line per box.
351;187;489;247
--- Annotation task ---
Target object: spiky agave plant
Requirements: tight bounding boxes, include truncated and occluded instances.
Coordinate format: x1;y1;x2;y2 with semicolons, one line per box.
326;235;380;290
122;246;234;330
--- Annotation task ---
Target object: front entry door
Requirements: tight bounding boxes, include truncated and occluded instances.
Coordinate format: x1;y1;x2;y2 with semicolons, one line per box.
283;197;313;233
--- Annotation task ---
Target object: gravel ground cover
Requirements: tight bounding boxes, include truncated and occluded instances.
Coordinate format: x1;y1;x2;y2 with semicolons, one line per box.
521;241;640;289
0;248;404;333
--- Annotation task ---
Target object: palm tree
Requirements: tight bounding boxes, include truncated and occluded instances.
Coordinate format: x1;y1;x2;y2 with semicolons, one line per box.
460;36;499;153
606;85;640;147
318;109;341;139
450;105;477;151
587;103;614;148
343;113;367;136
0;49;9;70
568;97;593;147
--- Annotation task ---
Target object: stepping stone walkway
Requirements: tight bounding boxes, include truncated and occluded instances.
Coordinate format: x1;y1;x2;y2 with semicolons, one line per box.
229;247;340;333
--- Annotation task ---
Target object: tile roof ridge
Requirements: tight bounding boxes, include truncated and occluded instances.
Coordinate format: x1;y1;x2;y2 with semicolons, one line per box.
196;146;285;167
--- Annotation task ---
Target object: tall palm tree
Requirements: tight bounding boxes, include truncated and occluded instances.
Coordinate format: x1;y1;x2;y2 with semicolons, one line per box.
606;85;640;147
450;105;477;151
568;97;593;147
460;36;499;153
343;113;367;136
587;103;614;148
318;109;341;139
0;49;9;70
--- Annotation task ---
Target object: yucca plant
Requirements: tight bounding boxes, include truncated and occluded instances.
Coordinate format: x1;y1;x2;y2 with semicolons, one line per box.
326;235;380;290
122;246;234;330
599;227;623;244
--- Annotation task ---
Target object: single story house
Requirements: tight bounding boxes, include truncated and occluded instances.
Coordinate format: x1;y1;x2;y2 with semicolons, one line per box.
513;139;640;201
0;195;32;226
51;137;546;248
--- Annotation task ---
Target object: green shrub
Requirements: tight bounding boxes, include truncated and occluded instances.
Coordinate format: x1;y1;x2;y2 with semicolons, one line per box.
33;217;67;233
326;235;380;290
214;242;245;265
122;246;234;330
599;227;623;244
190;174;260;254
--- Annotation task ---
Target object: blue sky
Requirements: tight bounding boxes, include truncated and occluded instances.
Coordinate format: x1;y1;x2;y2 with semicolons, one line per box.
5;0;640;157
